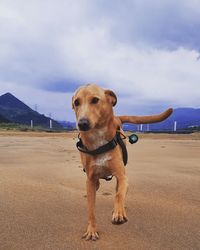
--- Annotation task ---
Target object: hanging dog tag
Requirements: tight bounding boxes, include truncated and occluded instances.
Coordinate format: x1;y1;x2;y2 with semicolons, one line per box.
128;134;138;144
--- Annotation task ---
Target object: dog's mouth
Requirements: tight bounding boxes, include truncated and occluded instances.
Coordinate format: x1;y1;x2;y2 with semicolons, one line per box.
78;118;91;131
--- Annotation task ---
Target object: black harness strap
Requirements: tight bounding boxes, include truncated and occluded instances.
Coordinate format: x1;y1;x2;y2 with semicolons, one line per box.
77;134;118;156
116;131;128;166
76;128;128;166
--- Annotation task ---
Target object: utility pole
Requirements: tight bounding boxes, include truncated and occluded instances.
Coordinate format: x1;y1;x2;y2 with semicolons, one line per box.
31;120;33;129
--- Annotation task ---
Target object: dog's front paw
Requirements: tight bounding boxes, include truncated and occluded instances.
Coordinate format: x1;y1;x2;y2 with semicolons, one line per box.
82;225;99;241
112;209;128;225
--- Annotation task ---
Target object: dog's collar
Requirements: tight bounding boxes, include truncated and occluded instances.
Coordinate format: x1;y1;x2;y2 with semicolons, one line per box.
76;127;128;166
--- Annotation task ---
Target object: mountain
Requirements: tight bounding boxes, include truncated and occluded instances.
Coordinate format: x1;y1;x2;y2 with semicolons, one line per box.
0;92;63;129
0;92;33;112
58;121;76;129
123;108;200;132
0;114;10;123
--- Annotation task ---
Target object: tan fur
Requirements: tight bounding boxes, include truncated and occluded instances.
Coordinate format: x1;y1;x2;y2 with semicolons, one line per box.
72;84;173;241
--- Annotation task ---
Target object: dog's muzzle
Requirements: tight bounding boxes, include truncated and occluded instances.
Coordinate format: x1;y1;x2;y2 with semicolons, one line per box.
78;118;90;131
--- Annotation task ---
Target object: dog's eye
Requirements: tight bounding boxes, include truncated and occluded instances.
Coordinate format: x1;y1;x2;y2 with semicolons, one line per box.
74;99;80;107
91;97;99;104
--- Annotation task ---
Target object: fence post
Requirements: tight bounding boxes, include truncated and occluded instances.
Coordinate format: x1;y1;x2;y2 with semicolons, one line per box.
174;121;177;132
50;119;52;129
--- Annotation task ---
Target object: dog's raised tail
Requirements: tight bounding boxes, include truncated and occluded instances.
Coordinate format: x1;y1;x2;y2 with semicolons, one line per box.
117;108;173;125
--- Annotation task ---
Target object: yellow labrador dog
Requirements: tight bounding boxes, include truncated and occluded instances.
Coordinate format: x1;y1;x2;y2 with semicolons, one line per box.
72;84;173;240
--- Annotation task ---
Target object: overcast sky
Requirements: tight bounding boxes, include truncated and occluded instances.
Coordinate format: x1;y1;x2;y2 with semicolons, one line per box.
0;0;200;121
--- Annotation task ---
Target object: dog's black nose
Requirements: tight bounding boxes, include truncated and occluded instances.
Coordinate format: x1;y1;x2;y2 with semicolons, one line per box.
78;118;90;131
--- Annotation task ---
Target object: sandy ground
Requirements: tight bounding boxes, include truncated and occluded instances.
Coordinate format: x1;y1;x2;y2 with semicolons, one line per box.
0;131;200;250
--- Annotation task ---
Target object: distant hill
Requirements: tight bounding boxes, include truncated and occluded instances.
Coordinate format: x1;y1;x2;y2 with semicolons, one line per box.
58;121;76;129
61;107;200;131
123;108;200;132
0;92;63;129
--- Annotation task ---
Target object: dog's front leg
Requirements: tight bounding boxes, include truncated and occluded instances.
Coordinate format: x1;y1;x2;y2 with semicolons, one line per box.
82;177;99;241
112;174;128;224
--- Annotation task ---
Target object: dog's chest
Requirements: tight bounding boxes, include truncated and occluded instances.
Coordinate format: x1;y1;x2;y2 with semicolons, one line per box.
88;130;112;176
93;153;112;177
95;153;112;167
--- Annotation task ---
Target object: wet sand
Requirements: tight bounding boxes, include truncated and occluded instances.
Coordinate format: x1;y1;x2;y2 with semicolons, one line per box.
0;131;200;250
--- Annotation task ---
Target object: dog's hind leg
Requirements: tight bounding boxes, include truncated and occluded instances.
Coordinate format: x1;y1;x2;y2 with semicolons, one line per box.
112;172;128;224
96;179;100;191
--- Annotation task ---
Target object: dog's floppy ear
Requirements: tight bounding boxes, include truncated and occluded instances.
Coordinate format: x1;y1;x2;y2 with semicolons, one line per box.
104;89;117;106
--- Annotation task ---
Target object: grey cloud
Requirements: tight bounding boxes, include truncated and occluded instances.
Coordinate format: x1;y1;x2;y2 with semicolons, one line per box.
90;0;200;51
0;0;200;121
41;79;82;93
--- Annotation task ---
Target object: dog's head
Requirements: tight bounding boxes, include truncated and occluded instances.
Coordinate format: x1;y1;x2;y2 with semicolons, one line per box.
72;84;117;131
